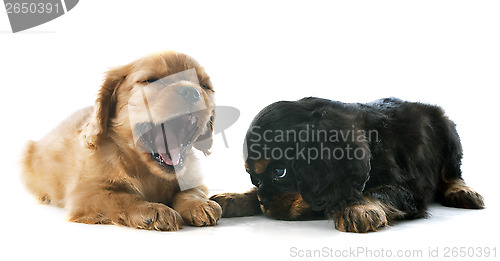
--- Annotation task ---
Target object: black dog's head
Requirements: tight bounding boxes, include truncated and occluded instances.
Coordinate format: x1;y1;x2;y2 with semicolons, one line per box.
244;97;372;220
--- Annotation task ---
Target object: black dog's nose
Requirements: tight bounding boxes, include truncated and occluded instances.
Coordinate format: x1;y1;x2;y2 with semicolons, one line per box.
178;86;200;103
259;198;270;209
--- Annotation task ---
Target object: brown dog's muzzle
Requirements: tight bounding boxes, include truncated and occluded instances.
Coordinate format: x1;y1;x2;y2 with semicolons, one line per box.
128;78;209;169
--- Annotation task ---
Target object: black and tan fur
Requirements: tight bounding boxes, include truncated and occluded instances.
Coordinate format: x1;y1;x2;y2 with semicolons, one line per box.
212;97;484;233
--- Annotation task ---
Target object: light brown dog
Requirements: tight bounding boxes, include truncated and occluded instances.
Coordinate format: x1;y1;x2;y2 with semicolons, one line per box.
21;51;222;231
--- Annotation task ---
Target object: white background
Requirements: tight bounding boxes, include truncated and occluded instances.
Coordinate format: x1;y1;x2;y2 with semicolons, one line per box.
1;1;499;260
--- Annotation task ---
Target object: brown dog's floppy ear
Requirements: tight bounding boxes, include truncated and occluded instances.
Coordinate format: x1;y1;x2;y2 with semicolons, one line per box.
84;65;129;149
194;109;215;155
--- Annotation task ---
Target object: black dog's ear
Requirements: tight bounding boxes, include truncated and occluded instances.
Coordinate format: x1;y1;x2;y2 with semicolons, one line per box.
291;123;371;214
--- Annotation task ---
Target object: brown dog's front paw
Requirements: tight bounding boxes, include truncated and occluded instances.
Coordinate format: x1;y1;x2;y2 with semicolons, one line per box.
126;202;183;231
333;203;388;233
178;199;222;227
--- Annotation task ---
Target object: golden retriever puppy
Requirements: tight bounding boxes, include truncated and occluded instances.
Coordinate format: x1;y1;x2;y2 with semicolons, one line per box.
21;51;222;231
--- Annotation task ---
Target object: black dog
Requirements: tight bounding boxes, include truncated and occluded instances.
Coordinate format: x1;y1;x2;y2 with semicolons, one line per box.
211;97;484;233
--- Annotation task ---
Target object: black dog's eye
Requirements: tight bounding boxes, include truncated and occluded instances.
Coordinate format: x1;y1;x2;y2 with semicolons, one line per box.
274;168;287;179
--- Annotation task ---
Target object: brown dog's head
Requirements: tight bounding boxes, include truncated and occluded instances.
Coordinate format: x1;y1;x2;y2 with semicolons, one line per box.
83;51;215;177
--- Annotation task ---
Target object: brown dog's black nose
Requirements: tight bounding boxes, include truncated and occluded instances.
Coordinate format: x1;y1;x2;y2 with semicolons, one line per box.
178;86;200;103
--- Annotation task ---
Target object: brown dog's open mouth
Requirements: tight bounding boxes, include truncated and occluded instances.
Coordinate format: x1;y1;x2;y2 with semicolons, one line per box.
136;114;199;168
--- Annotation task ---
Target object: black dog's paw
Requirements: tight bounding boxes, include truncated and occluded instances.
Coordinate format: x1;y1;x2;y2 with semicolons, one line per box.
442;180;484;209
333;202;388;233
210;189;261;218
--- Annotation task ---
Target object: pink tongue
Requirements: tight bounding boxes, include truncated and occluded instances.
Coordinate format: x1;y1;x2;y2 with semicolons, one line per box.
155;124;181;166
164;128;181;166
